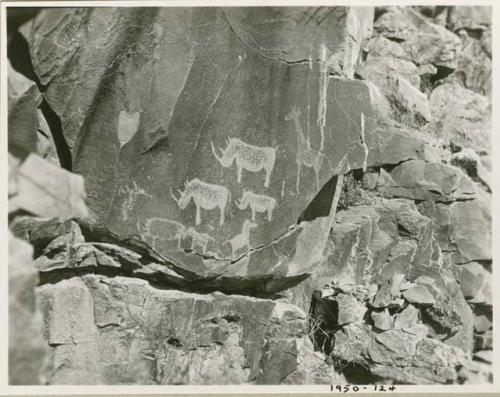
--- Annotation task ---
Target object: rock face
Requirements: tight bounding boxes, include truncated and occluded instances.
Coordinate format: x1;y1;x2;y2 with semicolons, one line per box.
374;7;461;69
8;5;492;386
429;83;491;153
23;7;384;286
9;232;48;384
37;275;341;385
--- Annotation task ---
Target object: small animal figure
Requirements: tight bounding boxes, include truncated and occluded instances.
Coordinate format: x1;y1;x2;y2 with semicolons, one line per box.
171;179;231;226
185;227;215;255
225;220;257;260
236;190;277;221
211;138;277;188
138;217;186;250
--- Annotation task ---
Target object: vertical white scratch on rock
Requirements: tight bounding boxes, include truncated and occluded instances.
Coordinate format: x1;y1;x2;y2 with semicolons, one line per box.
360;111;368;172
281;179;286;198
317;44;329;152
361;215;374;284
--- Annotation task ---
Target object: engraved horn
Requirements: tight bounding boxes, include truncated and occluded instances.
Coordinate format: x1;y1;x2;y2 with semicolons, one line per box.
169;187;180;203
211;142;223;162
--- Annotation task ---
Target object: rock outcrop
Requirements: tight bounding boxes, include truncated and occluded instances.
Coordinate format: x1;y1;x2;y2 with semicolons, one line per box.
7;5;492;385
37;275;342;385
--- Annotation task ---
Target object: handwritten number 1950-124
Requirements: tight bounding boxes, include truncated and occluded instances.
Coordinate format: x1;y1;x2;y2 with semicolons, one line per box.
331;384;396;392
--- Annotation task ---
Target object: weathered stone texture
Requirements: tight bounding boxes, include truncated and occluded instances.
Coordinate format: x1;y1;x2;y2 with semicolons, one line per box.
37;275;341;385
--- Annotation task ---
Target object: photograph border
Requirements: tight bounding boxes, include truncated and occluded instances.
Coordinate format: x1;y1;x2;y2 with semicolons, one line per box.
1;0;499;394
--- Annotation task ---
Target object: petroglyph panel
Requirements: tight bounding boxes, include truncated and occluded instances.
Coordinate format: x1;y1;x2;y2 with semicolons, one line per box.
211;138;277;188
43;7;380;280
236;190;277;221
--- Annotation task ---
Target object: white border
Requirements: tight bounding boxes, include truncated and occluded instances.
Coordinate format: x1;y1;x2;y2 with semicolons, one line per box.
1;0;498;394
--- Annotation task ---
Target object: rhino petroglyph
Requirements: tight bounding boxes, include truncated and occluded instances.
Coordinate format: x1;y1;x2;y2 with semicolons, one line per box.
236;190;277;221
284;106;332;193
171;179;231;226
211;137;277;188
225;219;257;260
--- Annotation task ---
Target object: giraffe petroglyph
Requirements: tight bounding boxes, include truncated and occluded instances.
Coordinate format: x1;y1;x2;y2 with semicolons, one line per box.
236;190;277;221
284;106;331;193
170;179;231;226
225;219;257;260
211;138;277;188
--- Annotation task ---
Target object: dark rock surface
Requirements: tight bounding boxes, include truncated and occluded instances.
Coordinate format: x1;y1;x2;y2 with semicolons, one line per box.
23;7;385;284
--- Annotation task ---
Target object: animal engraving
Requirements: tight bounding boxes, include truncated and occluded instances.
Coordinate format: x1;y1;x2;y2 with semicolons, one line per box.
184;227;215;255
138;217;186;250
225;220;257;260
211;138;277;188
120;181;152;220
171;179;231;226
236;190;277;221
284;106;331;193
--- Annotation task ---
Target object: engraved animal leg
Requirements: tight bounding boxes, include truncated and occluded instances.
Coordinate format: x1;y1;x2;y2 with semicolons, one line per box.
251;207;256;221
195;205;201;225
267;207;273;221
296;161;302;194
264;167;271;188
315;165;320;191
236;164;242;184
219;204;225;226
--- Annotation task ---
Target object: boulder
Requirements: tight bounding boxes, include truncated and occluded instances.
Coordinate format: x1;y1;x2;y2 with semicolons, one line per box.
36;275;340;384
371;309;393;331
8;60;42;155
446;31;491;96
388;76;432;123
382;159;476;202
335;294;367;326
473;313;492;334
9;232;49;384
445;6;491;32
429;83;490;153
331;323;473;384
418;190;491;263
451;148;491;190
9;153;89;219
454;262;491;302
402;285;435;305
357;36;420;92
374;6;461;69
370;336;469;384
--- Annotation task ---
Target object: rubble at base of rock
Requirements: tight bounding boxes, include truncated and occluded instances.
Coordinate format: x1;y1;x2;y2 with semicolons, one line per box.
7;5;492;385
